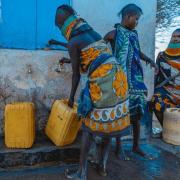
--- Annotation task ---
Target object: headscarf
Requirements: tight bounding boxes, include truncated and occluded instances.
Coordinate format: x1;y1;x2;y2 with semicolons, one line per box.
165;42;180;57
57;13;92;40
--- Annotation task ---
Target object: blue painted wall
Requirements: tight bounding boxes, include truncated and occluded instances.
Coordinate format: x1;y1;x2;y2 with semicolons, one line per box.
0;0;70;49
0;0;37;49
36;0;69;48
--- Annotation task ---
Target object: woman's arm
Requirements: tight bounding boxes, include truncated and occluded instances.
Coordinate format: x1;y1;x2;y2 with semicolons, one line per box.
48;39;68;48
104;30;116;43
140;51;155;66
140;51;158;73
67;41;81;108
154;52;162;86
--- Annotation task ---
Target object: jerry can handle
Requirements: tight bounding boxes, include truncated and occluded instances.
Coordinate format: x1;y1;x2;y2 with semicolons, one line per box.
57;115;63;120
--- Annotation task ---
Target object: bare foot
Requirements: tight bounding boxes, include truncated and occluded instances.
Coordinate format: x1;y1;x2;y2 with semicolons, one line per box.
115;148;131;161
132;147;156;160
88;154;99;168
97;165;108;177
65;169;87;180
132;147;146;157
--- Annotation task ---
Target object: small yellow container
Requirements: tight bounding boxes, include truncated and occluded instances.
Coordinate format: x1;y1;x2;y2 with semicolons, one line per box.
45;100;81;146
5;102;35;148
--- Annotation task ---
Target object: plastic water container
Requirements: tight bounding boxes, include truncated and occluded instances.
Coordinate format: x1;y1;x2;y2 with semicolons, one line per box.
5;102;35;148
163;108;180;145
45;100;82;146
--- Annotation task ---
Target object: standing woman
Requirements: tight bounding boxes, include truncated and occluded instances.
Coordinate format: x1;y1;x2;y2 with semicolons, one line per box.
55;5;130;180
104;4;158;157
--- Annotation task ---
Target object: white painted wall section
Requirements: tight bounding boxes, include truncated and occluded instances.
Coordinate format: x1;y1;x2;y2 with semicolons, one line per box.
73;0;157;99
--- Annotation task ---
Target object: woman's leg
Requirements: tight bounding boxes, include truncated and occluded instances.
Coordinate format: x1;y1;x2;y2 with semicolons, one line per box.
131;114;146;157
115;136;122;157
115;136;130;160
88;137;101;165
65;130;92;180
97;137;112;177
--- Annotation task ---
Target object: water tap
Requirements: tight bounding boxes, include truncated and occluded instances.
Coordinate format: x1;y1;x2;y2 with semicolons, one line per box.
27;65;33;74
55;60;64;73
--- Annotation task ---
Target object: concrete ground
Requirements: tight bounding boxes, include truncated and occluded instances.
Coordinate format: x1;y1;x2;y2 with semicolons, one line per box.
0;142;179;180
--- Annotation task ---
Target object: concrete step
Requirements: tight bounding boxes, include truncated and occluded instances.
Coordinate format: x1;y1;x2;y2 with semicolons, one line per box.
0;128;132;169
0;162;78;179
0;127;145;169
0;133;80;168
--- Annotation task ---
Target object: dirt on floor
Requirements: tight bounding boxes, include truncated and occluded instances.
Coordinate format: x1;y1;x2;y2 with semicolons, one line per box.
0;143;179;180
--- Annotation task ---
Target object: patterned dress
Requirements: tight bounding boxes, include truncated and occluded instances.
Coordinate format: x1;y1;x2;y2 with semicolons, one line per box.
79;40;130;136
151;42;180;112
114;25;147;117
59;15;130;136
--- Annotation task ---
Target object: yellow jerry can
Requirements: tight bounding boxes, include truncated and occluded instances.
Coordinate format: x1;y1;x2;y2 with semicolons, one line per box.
5;102;35;148
45;100;82;146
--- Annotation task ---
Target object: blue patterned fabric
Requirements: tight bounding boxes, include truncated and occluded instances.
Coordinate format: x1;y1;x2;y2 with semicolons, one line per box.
71;22;92;39
114;25;147;116
77;82;92;118
127;29;147;93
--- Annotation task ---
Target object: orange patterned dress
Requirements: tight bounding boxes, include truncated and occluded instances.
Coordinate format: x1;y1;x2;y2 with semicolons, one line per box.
152;42;180;112
79;40;130;136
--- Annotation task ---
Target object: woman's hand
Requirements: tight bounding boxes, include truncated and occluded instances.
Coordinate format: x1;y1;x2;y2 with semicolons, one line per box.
59;57;71;64
48;39;68;48
59;57;65;65
68;98;74;108
154;64;159;75
48;39;58;46
145;57;159;74
140;52;158;73
149;61;159;75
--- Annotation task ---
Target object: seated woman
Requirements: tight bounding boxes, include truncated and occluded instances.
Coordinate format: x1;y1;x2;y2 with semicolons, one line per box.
54;5;130;180
151;28;180;128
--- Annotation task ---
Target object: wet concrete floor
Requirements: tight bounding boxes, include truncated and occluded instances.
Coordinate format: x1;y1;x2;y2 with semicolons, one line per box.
0;143;179;180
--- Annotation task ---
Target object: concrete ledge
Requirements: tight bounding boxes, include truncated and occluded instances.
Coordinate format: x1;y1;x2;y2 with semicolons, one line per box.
0;134;80;168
